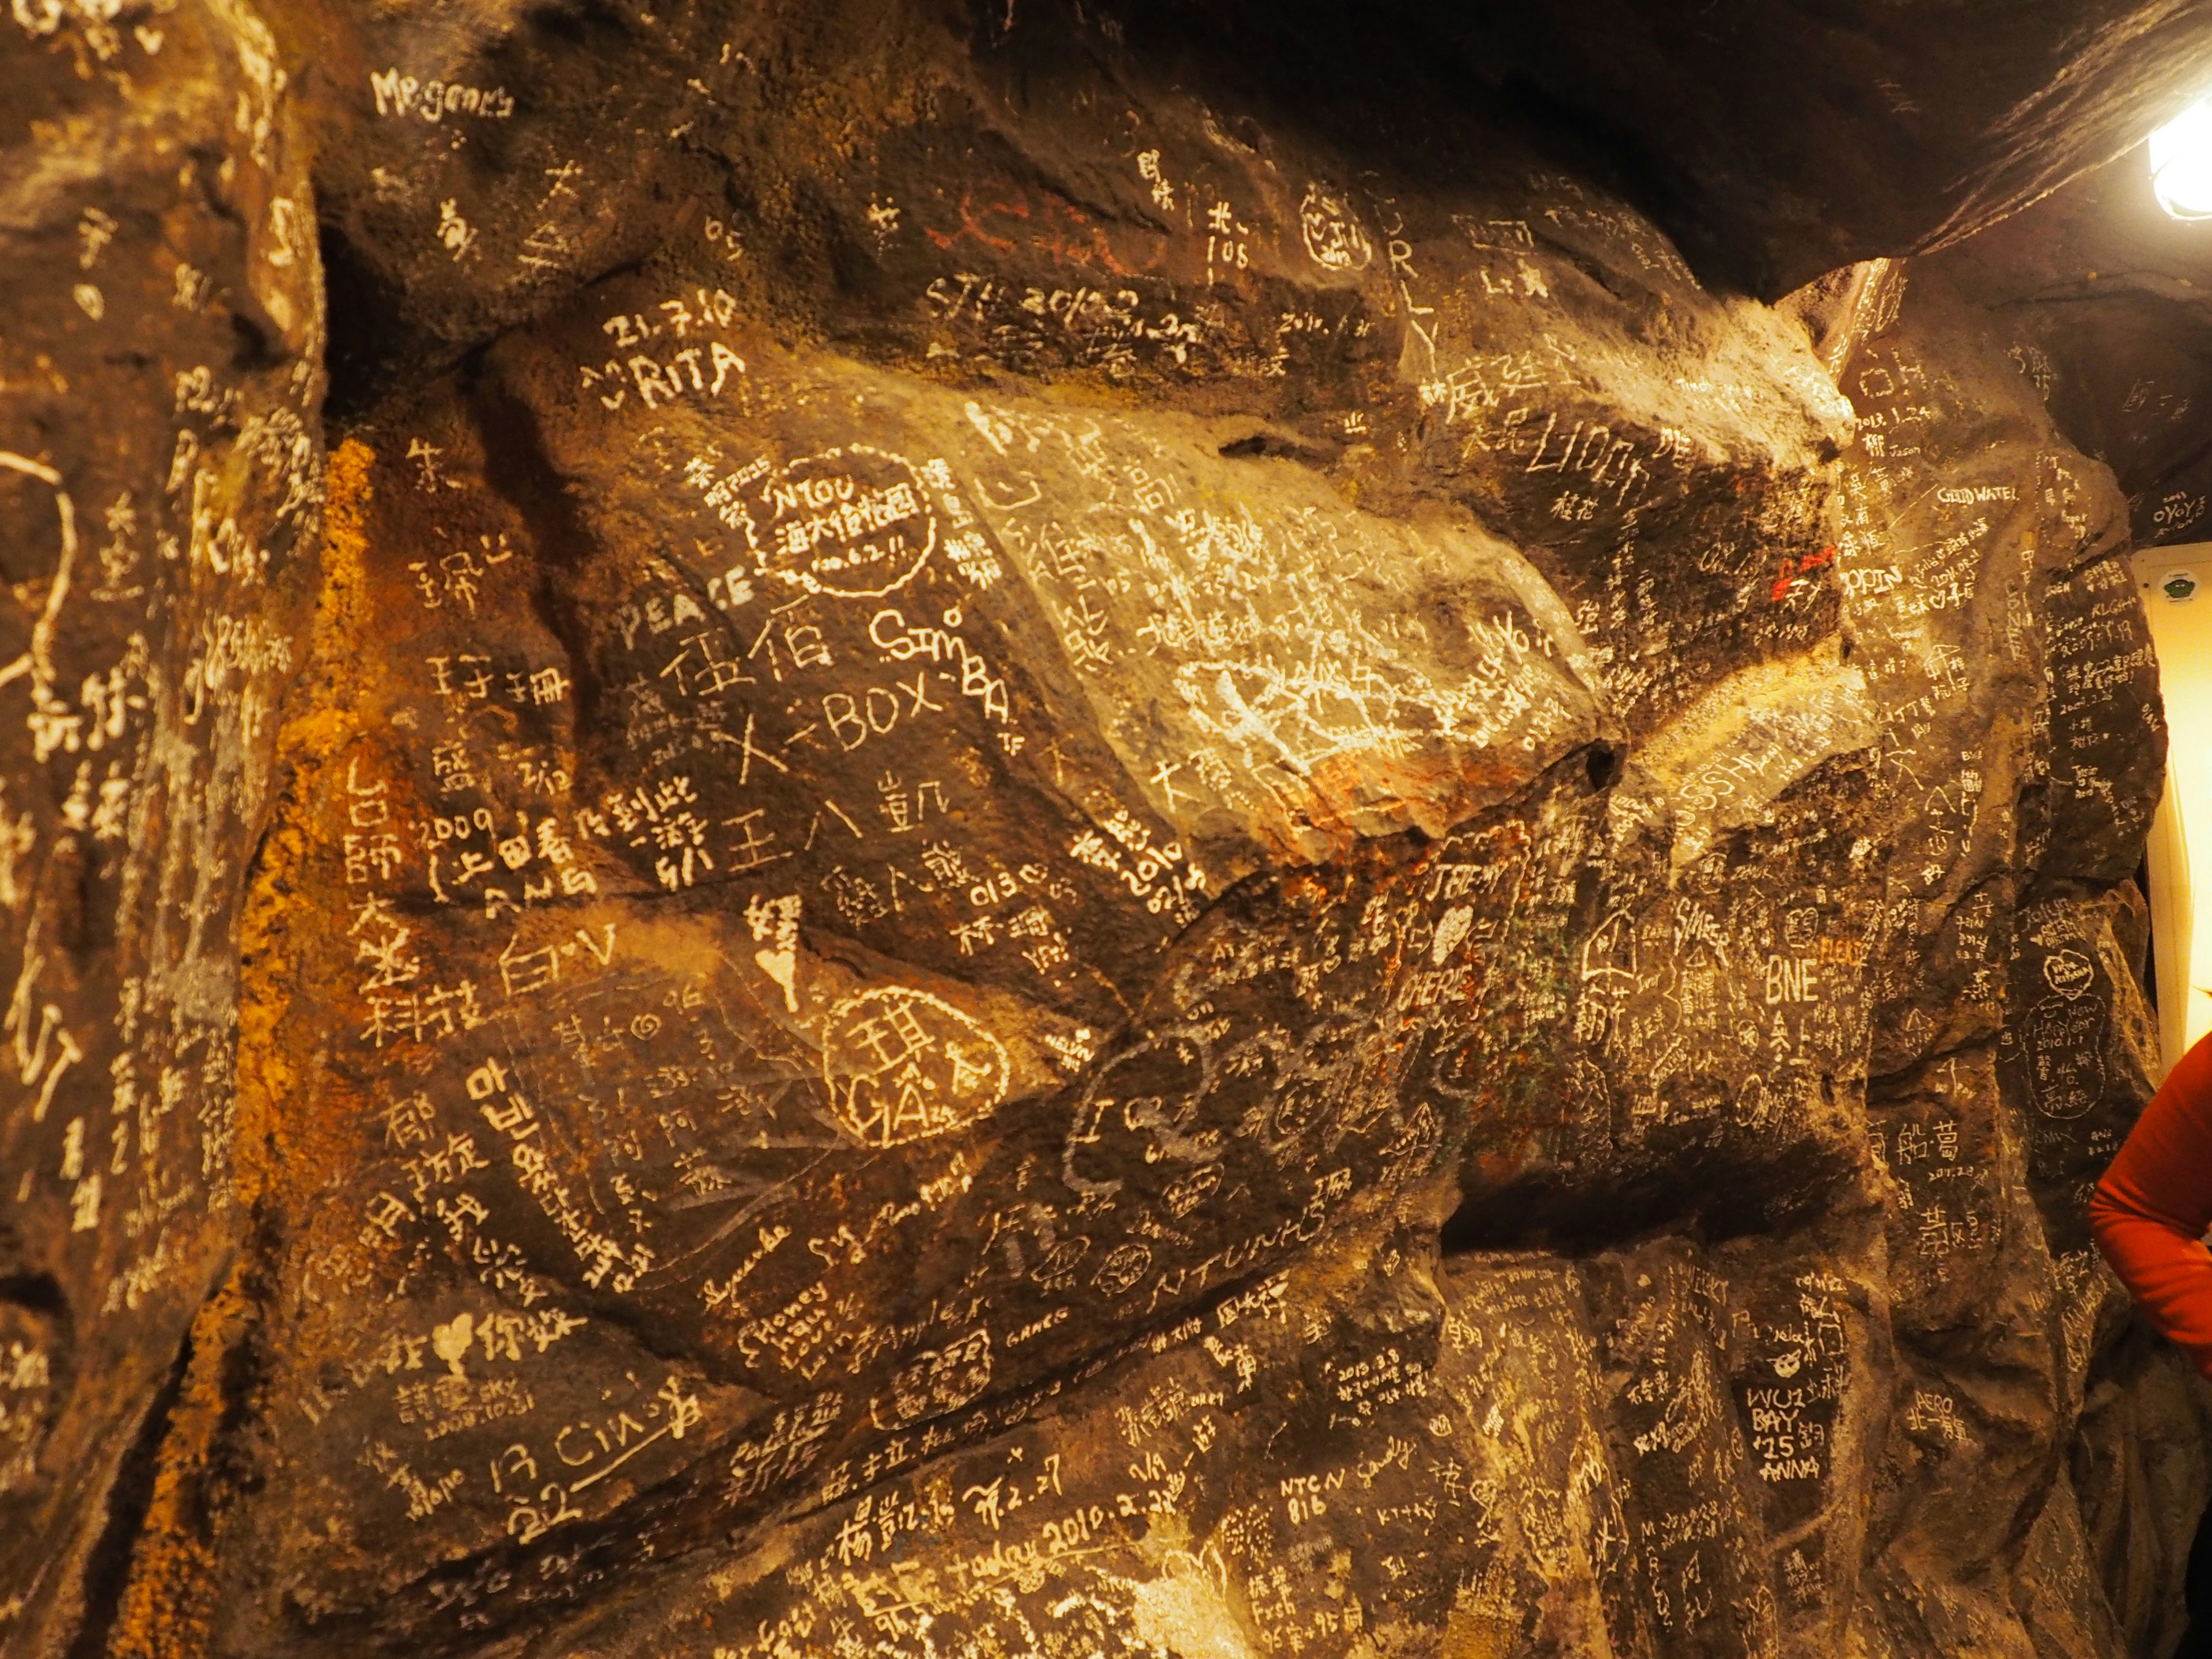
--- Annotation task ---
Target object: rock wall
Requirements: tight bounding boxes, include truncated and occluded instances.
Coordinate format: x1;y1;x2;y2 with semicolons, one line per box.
3;3;2209;1657
0;2;323;1652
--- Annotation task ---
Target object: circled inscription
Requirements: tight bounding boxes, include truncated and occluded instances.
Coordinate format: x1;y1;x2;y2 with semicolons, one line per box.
821;986;1010;1146
750;445;935;599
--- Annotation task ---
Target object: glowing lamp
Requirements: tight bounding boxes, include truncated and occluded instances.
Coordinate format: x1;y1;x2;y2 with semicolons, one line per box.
2152;96;2212;218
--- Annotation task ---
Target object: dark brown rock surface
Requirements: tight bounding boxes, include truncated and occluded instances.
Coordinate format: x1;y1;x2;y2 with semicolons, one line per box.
1;4;2207;1658
1930;138;2212;554
0;2;323;1652
1101;0;2212;296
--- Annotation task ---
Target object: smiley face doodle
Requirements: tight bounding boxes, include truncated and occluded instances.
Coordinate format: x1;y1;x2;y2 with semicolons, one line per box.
1299;185;1373;271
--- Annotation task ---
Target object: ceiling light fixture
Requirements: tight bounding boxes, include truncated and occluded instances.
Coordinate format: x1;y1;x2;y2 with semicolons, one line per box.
2152;97;2212;218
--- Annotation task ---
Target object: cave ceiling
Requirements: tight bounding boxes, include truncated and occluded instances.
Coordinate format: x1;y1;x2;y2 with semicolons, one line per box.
6;3;2212;1658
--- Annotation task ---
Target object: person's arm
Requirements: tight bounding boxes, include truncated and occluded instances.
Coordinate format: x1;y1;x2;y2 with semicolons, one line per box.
2090;1029;2212;1378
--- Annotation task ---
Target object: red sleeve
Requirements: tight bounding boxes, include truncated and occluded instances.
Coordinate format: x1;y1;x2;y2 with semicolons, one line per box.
2091;1028;2212;1378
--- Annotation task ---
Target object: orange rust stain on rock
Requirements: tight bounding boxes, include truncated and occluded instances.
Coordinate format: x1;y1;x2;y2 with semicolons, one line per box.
100;438;385;1659
234;435;382;1211
1269;743;1550;862
103;440;383;1659
104;1270;249;1659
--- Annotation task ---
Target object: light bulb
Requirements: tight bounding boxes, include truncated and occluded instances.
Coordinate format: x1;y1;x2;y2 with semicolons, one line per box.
2152;97;2212;219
